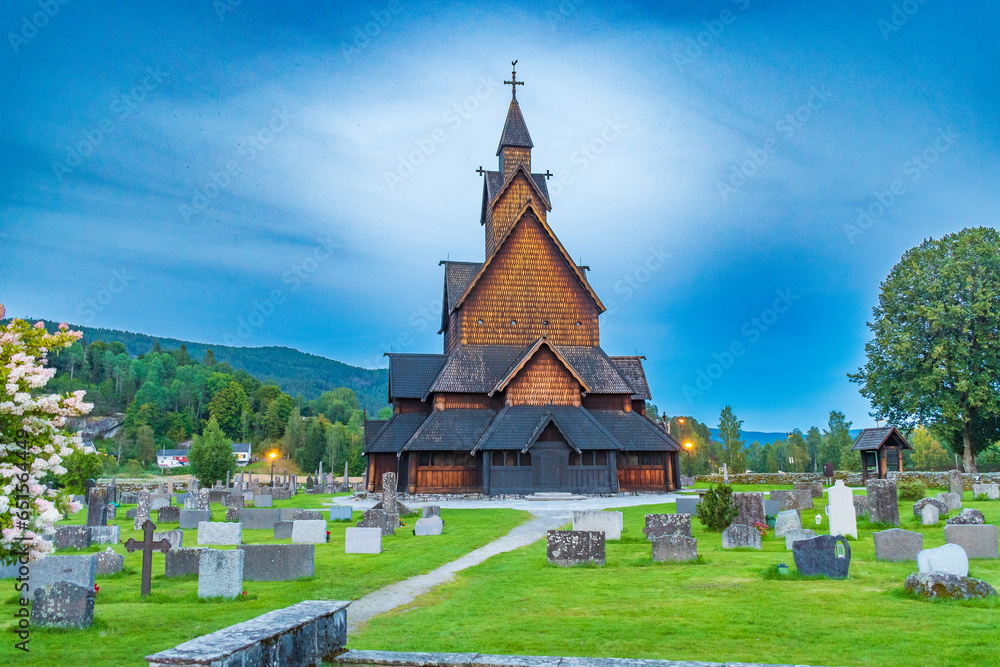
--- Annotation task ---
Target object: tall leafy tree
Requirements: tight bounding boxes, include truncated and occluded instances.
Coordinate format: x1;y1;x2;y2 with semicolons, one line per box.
849;228;1000;472
910;426;953;470
820;410;853;470
208;380;250;438
806;426;823;472
188;418;237;487
717;405;745;473
137;425;157;466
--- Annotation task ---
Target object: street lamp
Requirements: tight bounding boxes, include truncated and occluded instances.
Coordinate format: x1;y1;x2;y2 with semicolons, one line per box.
269;451;277;487
684;441;693;476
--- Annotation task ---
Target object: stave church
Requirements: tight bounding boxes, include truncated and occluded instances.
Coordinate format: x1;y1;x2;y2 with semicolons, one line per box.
364;65;681;495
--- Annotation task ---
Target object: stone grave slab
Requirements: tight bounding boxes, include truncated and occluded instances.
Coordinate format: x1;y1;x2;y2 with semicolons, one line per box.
153;529;184;551
30;581;95;629
792;534;851;578
292;510;323;521
239;508;281;530
937;492;962;512
873;528;923;561
165;548;206;577
239;544;315;581
414;516;444;536
947;508;986;525
784;528;817;550
345;527;382;553
254;494;273;508
675;497;702;515
949;469;963;496
329;506;353;521
721;524;761;549
917;543;969;576
225;494;244;510
134;491;151;530
157;506;180;523
198;489;211;510
88;525;120;545
944;524;999;559
651;535;697;562
828;480;857;539
180;509;211;530
794;481;824;499
54;526;91;550
86;487;108;527
866;479;899;525
279;508;303;521
198;548;243;599
197;521;242;546
546;530;605;567
852;495;868;518
422;505;441;518
763;498;781;516
126;508;137;519
225;507;241;522
913;497;948;519
572;511;622;540
921;504;940;526
731;492;766;526
150;495;172;511
972;483;999;500
273;521;293;539
291;520;327;544
905;573;997;600
95;548;124;575
770;489;813;511
774;510;802;538
643;514;691;540
28;554;97;597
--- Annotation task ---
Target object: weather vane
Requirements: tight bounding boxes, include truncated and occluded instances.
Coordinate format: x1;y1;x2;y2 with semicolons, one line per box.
505;60;523;100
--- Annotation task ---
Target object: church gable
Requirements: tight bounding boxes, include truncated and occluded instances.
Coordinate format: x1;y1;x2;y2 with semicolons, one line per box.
503;345;583;407
485;169;548;257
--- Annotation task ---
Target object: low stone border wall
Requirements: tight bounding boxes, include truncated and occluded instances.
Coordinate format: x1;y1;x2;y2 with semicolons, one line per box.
693;471;1000;490
145;600;349;666
336;649;832;667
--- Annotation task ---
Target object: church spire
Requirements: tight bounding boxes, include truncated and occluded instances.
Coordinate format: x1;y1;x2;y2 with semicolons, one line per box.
497;61;533;177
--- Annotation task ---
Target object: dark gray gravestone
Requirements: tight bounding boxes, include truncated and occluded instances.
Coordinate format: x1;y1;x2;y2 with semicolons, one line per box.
95;549;124;575
238;544;315;581
126;508;137;520
157;506;181;523
675;497;702;516
31;581;95;629
225;507;241;522
54;526;91;550
209;490;227;504
949;469;963;496
873;528;923;561
866;479;900;525
651;535;697;562
86;487;108;527
794;481;824;499
852;495;869;518
240;508;281;529
792;534;851;579
225;494;244;510
180;509;211;530
731;492;766;526
721;524;761;549
358;508;395;536
291;510;322;521
273;521;293;539
164;548;205;577
422;505;441;518
643;514;691;540
546;530;605;567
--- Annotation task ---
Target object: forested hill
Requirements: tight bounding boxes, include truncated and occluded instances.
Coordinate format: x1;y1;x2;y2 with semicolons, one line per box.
29;320;389;414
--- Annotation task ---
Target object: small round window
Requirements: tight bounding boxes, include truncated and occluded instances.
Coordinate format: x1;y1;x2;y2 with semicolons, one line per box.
477;319;484;325
576;321;582;327
510;319;517;326
542;320;549;327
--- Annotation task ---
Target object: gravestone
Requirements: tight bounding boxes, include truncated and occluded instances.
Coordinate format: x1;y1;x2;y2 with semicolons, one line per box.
917;543;969;576
157;506;181;523
546;530;605;567
54;526;91;550
180;509;211;530
358;508;395;536
763;499;781;516
291;510;323;521
972;483;999;500
947;508;986;525
209;490;227;504
921;504;940;526
95;548;124;575
86;487;108;527
675;497;701;515
279;508;304;521
165;548;205;577
827;480;857;539
572;511;623;540
913;497;948;519
731;492;766;526
150;495;171;511
197;521;243;546
937;492;962;512
949;469;963;496
414;516;444;536
792;534;851;578
774;510;802;538
291;520;327;544
88;525;120;545
644;514;691;540
905;573;997;600
198;548;244;599
153;529;184;551
225;494;244;510
784;528;817;550
126;508;137;519
239;508;281;530
238;544;314;581
422;505;441;518
852;495;868;518
29;554;97;596
124;519;172;597
106;503;117;521
873;528;923;561
382;472;398;513
134;491;151;531
944;524;999;559
866;479;900;525
721;524;761;549
770;489;812;512
254;494;273;508
794;481;824;499
198;489;211;510
329;506;353;521
30;581;95;629
274;521;294;539
345;527;382;553
651;535;697;562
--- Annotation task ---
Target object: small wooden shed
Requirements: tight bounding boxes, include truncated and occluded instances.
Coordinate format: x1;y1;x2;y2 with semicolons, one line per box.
850;426;913;482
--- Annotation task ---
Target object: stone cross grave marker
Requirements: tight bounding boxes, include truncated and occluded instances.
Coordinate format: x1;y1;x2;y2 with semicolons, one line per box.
124;519;172;597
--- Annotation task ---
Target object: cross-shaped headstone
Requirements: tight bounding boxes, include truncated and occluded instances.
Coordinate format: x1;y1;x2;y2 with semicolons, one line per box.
124;520;172;597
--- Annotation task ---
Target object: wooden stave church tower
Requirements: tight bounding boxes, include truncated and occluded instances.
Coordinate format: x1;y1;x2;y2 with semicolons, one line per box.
364;66;681;495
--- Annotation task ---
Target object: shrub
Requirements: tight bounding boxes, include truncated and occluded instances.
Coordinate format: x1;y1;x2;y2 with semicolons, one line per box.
59;449;106;494
898;480;926;501
124;459;143;477
696;484;739;531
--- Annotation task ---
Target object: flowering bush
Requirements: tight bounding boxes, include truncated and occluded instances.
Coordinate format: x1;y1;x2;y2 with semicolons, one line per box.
1;309;92;564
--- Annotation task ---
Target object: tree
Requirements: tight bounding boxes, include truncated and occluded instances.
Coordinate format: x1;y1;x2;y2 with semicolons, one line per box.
188;418;237;487
806;427;823;472
137;425;157;465
849;228;1000;473
375;406;392;420
787;429;810;472
60;450;106;494
717;405;745;473
262;393;295;440
910;426;954;470
283;407;305;458
208;380;249;438
203;349;216;366
820;411;853;471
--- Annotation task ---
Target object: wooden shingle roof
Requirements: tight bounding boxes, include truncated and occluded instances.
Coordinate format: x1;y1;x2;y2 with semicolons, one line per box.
402;409;499;451
496;98;533;154
441;261;482;313
474;405;622;452
609;356;652;401
363;412;427;453
387;353;449;400
851;426;913;452
588;410;681;452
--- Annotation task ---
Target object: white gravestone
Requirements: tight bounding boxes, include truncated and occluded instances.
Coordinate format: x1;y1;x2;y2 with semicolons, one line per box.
345;527;382;553
917;543;969;577
198;548;243;599
920;504;939;526
291;520;327;544
414;516;443;536
572;511;623;540
197;521;242;546
827;480;857;539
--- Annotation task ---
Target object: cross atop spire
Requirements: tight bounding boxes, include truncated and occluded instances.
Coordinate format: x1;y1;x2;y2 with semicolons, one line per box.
504;60;524;100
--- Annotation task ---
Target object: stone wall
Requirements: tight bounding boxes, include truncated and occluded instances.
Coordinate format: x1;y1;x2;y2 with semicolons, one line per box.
693;471;1000;490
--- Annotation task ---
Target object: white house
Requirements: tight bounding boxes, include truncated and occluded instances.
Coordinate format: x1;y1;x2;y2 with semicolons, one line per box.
232;442;251;466
157;449;188;468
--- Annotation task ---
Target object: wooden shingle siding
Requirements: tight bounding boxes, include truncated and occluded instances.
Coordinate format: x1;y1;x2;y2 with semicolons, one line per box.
486;174;546;257
500;146;531;180
505;346;583;407
393;398;432;414
583;394;632;411
433;392;505;410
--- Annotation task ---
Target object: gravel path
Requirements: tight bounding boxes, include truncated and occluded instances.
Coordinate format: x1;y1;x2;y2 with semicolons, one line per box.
346;511;572;634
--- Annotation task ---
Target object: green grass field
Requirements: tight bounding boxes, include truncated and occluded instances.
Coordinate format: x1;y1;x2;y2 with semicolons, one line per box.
351;489;1000;667
0;495;530;665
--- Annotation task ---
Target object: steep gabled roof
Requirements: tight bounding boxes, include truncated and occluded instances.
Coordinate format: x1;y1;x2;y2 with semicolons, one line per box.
473;405;622;452
609;356;652;401
851;426;913;452
441;261;482;313
455;201;606;313
491;337;590;395
588;410;681;451
363;412;428;453
496;98;533;155
427;345;526;396
559;346;635;395
402;409;498;451
387;353;450;400
363;419;388;447
482;165;551;212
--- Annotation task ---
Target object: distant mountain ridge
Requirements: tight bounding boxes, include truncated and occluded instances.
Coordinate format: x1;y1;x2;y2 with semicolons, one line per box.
709;428;864;445
26;320;389;414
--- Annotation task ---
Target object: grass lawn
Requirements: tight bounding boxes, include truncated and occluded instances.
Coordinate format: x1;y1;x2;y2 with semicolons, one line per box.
0;494;530;665
352;488;1000;667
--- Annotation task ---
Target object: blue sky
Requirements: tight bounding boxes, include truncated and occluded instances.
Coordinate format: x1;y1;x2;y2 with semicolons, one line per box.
2;1;998;432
